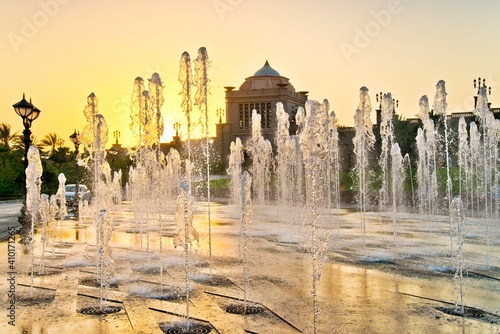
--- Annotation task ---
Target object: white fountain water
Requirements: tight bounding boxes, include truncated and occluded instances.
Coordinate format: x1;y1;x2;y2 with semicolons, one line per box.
174;180;199;330
194;46;213;277
353;87;375;251
433;81;454;256
227;138;244;206
450;195;466;315
298;99;332;334
248;110;273;204
391;143;404;259
25;145;42;297
379;93;395;209
472;86;497;268
239;171;253;314
96;209;115;311
39;194;50;275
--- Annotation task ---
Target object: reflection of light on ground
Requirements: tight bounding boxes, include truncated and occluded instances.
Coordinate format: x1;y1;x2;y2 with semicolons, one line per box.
0;200;499;333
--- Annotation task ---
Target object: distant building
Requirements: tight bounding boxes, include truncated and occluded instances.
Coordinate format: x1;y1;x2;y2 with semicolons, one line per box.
214;61;309;166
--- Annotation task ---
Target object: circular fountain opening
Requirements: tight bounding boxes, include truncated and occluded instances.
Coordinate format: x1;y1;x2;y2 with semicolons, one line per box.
436;306;485;318
78;306;122;315
225;303;265;315
159;322;213;333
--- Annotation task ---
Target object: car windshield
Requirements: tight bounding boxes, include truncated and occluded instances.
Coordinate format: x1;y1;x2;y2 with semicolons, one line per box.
65;185;76;192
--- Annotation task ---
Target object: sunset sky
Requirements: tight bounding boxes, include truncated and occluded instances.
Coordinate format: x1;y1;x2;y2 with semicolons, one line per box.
1;0;499;148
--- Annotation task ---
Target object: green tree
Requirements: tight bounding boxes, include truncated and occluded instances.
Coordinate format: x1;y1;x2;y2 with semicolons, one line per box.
0;123;19;152
40;132;64;155
12;133;38;153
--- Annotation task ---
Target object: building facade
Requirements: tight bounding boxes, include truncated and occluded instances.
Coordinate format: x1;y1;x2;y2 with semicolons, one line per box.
214;61;308;166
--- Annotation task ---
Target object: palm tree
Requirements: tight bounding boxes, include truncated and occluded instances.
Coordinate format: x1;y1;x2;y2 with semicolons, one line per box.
40;132;64;155
12;134;38;152
0;123;19;152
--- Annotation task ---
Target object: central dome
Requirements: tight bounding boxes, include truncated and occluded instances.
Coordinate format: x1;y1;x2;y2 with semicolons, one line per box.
253;60;281;77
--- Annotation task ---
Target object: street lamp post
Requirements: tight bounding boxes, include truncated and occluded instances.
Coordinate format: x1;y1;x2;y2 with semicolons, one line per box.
69;130;81;218
13;94;40;228
107;148;118;175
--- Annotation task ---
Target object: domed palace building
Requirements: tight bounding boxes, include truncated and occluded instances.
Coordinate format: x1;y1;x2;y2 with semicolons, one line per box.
214;61;309;166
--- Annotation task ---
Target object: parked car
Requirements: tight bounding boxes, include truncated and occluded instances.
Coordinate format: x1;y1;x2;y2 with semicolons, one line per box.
65;184;91;208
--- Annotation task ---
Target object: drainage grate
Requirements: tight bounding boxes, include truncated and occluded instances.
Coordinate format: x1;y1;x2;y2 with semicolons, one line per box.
160;323;212;333
78;306;122;315
225;304;265;315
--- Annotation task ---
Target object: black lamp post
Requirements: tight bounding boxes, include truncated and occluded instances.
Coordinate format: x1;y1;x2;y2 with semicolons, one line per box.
12;94;40;227
69;130;81;218
107;148;118;175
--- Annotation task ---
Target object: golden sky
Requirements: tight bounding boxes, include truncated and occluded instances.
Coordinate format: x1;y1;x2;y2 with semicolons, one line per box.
1;0;499;148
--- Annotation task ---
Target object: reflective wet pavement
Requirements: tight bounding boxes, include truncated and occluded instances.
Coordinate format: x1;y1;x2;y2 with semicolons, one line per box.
0;201;498;333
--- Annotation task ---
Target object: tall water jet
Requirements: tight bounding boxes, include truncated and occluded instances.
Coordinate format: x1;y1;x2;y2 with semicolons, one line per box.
298;99;331;334
81;92;109;213
148;72;167;284
49;195;58;254
96;209;115;312
416;95;438;216
55;173;67;245
472;85;496;268
39;194;50;275
433;80;452;213
148;72;165;160
326;107;341;214
457;116;469;203
25;145;42;297
194;46;213;276
469;122;481;218
248;110;273;204
179;51;194;191
450;196;466;315
228;138;244;205
378;93;395;209
130;77;158;252
391;143;404;258
275;102;293;207
174;180;199;328
353;87;375;251
240;171;253;313
403;154;416;212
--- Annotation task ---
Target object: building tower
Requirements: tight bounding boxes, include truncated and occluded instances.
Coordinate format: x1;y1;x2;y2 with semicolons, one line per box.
215;60;309;167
